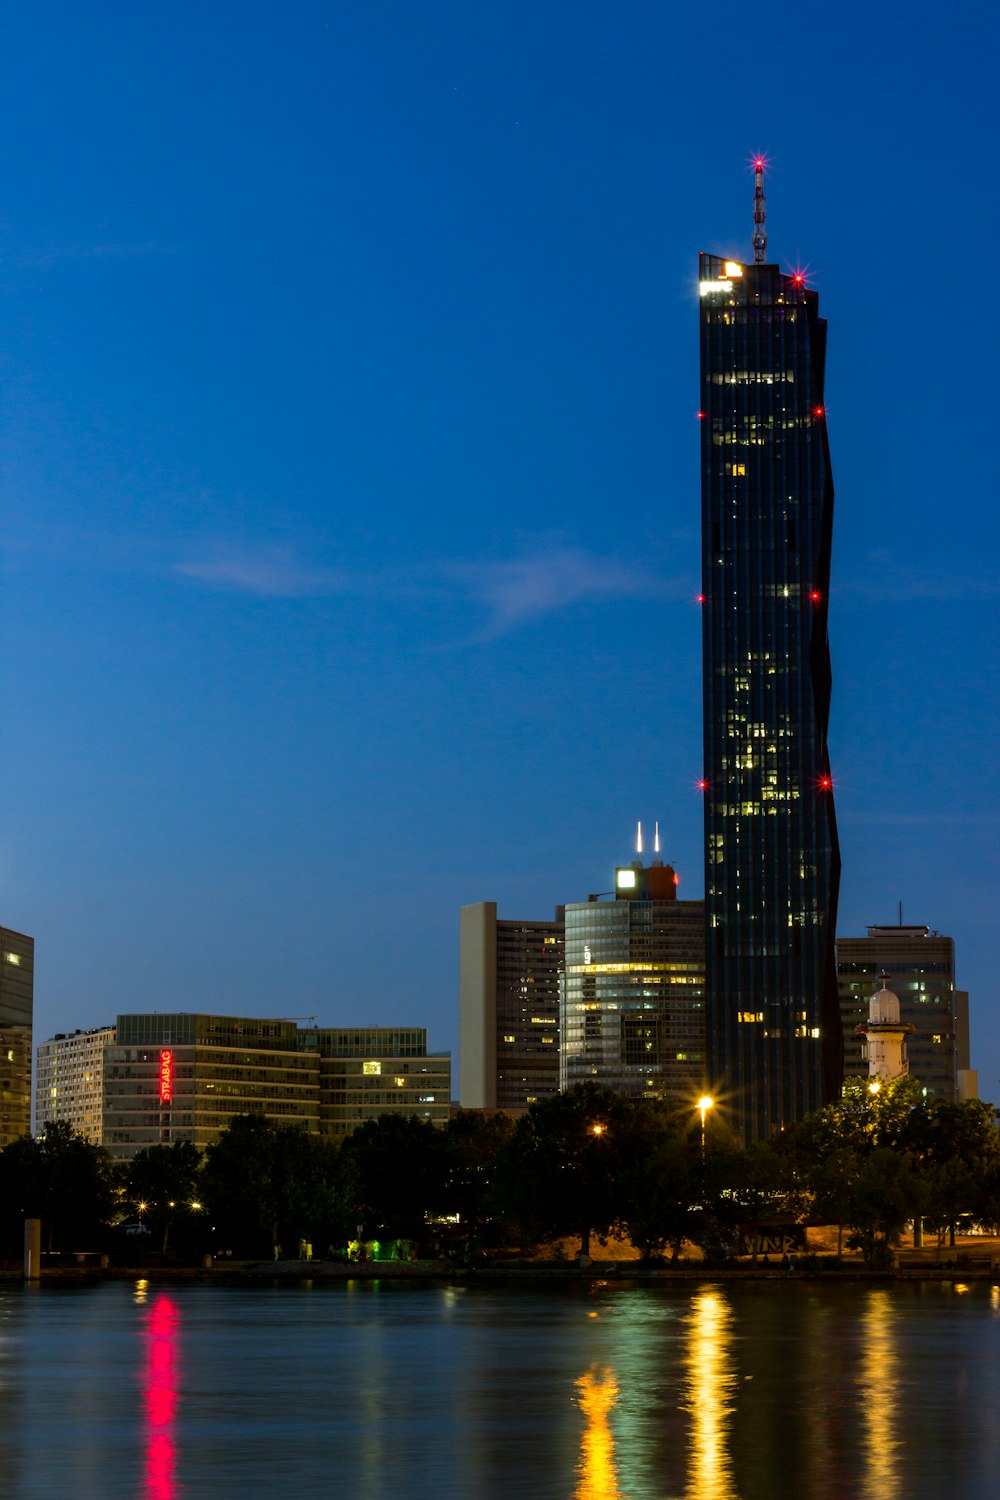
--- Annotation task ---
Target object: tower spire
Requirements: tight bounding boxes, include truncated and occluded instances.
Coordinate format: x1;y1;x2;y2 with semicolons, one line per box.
654;820;661;855
753;156;767;264
636;820;643;856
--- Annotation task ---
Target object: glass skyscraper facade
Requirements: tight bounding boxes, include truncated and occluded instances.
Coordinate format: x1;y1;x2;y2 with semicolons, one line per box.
561;862;705;1104
699;252;840;1139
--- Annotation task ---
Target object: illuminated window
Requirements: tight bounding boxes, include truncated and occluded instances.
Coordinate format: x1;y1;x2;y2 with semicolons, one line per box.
3;952;20;966
732;463;746;476
616;869;636;890
503;1034;516;1043
362;1060;382;1076
394;1077;406;1088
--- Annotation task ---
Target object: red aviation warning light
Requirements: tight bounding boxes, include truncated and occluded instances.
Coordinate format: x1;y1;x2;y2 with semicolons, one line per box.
696;410;706;420
159;1049;173;1104
696;594;706;604
810;590;822;602
817;775;833;791
696;779;709;792
812;405;825;419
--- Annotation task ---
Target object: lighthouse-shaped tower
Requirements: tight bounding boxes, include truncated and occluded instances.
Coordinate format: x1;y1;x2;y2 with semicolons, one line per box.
856;970;915;1081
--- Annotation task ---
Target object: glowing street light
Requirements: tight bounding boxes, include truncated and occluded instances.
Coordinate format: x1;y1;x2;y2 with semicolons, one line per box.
591;1123;606;1137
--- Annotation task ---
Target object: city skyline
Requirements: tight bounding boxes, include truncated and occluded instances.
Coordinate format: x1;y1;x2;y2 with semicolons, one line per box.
1;5;998;1097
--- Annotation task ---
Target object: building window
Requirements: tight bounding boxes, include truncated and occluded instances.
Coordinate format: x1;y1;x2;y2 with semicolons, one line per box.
362;1061;381;1076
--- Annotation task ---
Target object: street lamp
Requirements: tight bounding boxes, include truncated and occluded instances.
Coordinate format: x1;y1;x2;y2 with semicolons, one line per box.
591;1123;605;1137
697;1096;714;1160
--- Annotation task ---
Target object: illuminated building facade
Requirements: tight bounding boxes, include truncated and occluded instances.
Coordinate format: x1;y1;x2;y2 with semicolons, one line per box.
837;926;970;1100
103;1013;321;1160
460;902;563;1110
306;1027;451;1138
35;1025;116;1144
699;245;840;1139
100;1013;452;1159
560;859;705;1102
0;926;33;1148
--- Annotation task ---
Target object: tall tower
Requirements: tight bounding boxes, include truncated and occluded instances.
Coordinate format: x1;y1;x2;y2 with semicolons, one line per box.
698;165;841;1139
856;972;914;1082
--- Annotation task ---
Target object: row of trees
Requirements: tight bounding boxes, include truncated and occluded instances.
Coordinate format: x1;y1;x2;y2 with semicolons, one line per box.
2;1079;998;1268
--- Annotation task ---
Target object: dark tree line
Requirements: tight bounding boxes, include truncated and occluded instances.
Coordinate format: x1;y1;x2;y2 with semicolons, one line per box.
2;1080;999;1267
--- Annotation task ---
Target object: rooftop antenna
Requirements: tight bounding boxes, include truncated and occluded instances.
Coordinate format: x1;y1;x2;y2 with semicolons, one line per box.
636;819;644;856
654;820;661;855
753;155;767;264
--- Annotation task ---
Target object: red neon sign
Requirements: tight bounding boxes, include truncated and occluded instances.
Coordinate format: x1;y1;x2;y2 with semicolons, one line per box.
159;1050;173;1104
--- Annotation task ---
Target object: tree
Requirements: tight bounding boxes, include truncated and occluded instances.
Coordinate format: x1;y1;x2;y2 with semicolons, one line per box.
842;1147;923;1269
909;1099;1000;1246
120;1142;202;1252
492;1083;646;1256
202;1116;343;1257
340;1113;447;1244
617;1128;701;1262
0;1122;116;1253
439;1110;517;1236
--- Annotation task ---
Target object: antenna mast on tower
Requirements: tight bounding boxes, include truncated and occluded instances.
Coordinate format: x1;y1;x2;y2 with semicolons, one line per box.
753;156;767;264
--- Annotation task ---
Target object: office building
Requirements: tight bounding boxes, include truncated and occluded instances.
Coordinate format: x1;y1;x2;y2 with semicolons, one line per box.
1;926;34;1148
35;1025;116;1144
561;847;705;1104
97;1012;450;1159
837;926;969;1100
103;1013;321;1160
699;165;840;1138
307;1027;451;1138
460;903;563;1110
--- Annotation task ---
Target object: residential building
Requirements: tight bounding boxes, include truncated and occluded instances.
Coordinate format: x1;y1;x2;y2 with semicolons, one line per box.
561;852;705;1104
699;168;840;1139
35;1025;116;1144
837;926;968;1100
460;902;563;1110
306;1027;451;1138
0;926;33;1148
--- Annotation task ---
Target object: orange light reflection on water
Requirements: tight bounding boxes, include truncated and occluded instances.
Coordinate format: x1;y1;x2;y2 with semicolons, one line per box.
143;1294;180;1500
574;1364;621;1500
858;1290;900;1500
682;1287;740;1500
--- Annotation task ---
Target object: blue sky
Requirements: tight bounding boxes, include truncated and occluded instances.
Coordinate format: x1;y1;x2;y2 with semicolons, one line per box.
2;3;999;1093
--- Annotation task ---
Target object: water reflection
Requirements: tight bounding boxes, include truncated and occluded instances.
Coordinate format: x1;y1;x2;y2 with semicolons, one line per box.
858;1290;901;1500
682;1287;740;1500
143;1294;180;1500
574;1364;621;1500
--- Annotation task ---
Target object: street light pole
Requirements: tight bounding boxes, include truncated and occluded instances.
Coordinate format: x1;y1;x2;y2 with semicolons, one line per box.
697;1096;714;1162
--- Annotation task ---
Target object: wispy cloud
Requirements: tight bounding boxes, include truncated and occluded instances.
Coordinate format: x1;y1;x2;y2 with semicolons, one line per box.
174;541;689;636
449;547;684;639
176;552;353;599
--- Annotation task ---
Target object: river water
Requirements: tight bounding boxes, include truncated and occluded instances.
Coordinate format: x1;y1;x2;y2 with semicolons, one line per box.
1;1277;998;1499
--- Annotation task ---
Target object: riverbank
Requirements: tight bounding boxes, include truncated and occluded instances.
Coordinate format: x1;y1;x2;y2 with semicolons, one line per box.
4;1254;999;1285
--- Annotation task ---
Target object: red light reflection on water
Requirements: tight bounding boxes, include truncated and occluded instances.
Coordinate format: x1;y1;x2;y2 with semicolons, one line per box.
143;1294;180;1499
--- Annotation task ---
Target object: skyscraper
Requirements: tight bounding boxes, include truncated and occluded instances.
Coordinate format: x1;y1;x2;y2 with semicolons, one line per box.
1;926;33;1147
459;902;563;1111
699;165;840;1139
561;847;705;1104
